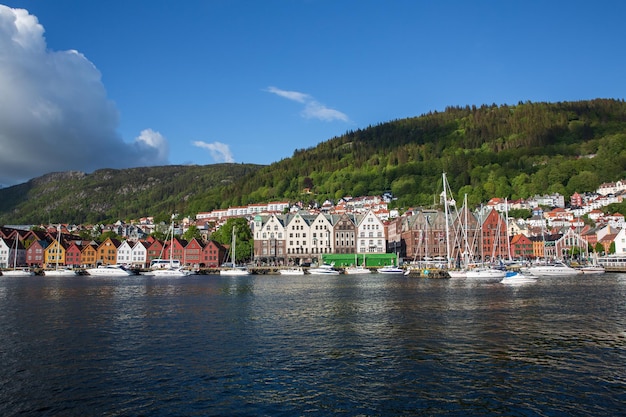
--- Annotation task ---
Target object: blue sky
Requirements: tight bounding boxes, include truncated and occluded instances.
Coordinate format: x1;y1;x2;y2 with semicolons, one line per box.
1;1;625;186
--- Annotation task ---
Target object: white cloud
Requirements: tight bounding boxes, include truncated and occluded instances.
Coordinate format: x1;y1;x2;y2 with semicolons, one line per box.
265;86;311;103
265;86;349;122
0;5;169;187
192;141;234;163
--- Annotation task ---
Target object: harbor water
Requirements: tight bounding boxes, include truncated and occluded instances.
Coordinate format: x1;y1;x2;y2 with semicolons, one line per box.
1;273;625;416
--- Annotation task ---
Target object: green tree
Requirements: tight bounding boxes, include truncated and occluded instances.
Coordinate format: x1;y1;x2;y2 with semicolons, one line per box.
210;218;253;263
183;225;202;241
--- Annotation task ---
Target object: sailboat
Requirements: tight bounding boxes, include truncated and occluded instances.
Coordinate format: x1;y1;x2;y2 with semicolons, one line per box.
220;226;251;275
44;225;78;276
3;235;35;276
152;218;193;277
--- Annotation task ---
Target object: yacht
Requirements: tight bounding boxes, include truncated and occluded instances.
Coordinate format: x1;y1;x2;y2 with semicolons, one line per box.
279;267;305;275
500;271;536;285
524;261;582;277
344;265;371;274
308;263;341;275
86;264;135;276
377;265;404;274
465;267;506;279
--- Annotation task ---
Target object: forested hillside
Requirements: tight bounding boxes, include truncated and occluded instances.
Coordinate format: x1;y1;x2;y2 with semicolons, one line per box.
192;99;626;211
1;99;625;225
0;164;262;225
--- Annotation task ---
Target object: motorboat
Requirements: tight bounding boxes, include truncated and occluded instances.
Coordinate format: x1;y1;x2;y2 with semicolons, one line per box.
377;265;404;274
524;261;582;277
344;265;371;274
152;267;193;277
279;267;305;275
308;263;341;275
86;264;135;276
2;268;35;277
577;264;605;275
500;271;537;285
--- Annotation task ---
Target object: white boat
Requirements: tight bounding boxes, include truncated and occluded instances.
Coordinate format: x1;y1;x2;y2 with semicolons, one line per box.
465;267;506;279
500;271;536;285
308;263;341;275
86;264;135;276
344;254;371;274
2;268;35;277
279;267;305;275
344;265;371;274
578;264;606;275
2;236;34;276
220;226;251;276
151;218;192;277
524;261;582;277
152;267;193;277
44;267;77;277
377;265;404;274
44;225;77;277
447;269;467;279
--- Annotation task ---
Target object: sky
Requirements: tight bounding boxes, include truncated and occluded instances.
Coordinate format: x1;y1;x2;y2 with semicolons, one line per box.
1;1;625;187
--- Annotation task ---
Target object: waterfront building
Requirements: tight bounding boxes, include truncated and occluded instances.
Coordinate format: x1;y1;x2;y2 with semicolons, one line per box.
96;238;122;266
201;240;226;268
65;241;84;267
44;238;67;267
183;238;204;267
356;210;385;254
81;242;98;267
510;234;533;260
26;239;49;267
131;240;150;268
116;240;134;266
331;213;357;255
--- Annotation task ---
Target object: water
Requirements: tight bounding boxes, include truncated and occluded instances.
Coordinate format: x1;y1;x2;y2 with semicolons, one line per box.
1;273;625;416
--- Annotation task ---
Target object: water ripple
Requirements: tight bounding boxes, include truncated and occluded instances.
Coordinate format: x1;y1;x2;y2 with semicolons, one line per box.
0;274;625;415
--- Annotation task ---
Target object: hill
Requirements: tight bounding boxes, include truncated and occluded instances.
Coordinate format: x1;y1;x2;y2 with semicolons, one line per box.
1;99;626;225
0;164;262;225
202;98;626;210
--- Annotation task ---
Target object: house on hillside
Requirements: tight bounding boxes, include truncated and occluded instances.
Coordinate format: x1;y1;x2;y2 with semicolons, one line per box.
614;228;626;255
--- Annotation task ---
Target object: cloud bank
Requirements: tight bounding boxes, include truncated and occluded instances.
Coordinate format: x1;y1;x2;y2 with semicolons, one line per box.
192;141;234;163
0;6;168;187
265;86;349;122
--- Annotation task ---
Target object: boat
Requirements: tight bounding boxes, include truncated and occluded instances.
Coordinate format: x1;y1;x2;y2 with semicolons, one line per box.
524;261;582;277
44;267;78;277
465;266;507;279
152;267;193;277
308;263;341;275
377;265;404;274
220;226;251;276
344;254;371;274
500;271;536;285
578;264;606;275
279;267;305;275
152;218;192;277
446;269;467;279
344;265;371;274
86;264;135;276
2;268;35;277
44;225;77;277
2;236;35;276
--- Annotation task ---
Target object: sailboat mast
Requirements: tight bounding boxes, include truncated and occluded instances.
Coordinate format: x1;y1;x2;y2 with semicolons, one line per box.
443;172;452;269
